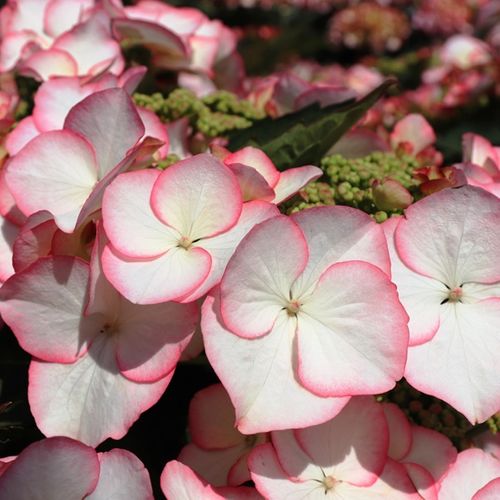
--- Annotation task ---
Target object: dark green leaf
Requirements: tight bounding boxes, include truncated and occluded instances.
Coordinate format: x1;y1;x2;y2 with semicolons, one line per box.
227;78;398;170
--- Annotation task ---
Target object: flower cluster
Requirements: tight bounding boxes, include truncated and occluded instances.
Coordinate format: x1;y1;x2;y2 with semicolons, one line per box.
0;0;499;498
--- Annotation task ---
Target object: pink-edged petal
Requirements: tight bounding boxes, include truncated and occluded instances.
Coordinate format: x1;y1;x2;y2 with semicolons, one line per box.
53;11;124;76
181;201;279;303
291;206;390;298
166;117;190;159
272;165;322;204
0;437;99;500
33;76;92;131
328;129;390;158
202;292;349;435
0;171;25;226
404;463;437;500
297;261;408;397
115;299;198;382
5;116;39;156
270;429;319;481
0;215;17;283
151;154;242;240
228;164;275;202
228;451;254;486
405;299;500;424
395;186;500;285
189;384;243;449
0;256;98;363
295;397;388;486
73;136;163;233
474;478;500;500
382;402;412;461
44;0;93;38
249;443;322;499
102;244;211;304
85;222;120;318
117;66;148;94
112;18;187;62
404;426;457;482
5;130;98;233
438;449;500;500
12;218;56;273
336;459;420;499
463;133;499;173
86;449;153;500
225;147;280;188
28;335;172;447
220;215;308;339
390;114;435;155
383;217;445;346
136;106;169;158
20;48;77;80
294;86;357;110
64;88;144;178
0;32;40;73
102;169;175;258
160;460;225;500
179;443;248;487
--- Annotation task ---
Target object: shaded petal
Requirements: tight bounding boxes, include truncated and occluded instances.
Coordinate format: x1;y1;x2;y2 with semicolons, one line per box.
382;402;412;461
87;449;154;500
225;147;280;188
116;299;198;382
0;437;99;500
202;292;348;435
295;397;388;486
28;335;172;447
0;256;98;363
0;215;17;283
249;443;323;500
179;443;248;487
404;426;457;482
64;88;144;178
188;384;243;449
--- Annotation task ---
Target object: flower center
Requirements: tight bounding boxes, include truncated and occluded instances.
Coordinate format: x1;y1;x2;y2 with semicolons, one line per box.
323;475;338;492
448;287;463;302
286;299;301;316
177;235;192;250
99;322;118;336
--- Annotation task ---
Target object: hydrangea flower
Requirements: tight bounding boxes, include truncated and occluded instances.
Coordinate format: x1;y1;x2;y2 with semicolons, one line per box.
202;206;409;433
384;186;500;423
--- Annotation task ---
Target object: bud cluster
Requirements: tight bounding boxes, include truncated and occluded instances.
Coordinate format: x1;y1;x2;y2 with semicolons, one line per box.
284;151;421;220
134;89;266;138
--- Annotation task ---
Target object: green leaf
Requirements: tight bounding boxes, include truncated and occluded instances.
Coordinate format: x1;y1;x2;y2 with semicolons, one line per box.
227;78;398;171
